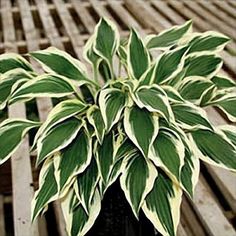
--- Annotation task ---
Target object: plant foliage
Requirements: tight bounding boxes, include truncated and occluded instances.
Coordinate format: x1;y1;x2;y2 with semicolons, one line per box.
0;18;236;236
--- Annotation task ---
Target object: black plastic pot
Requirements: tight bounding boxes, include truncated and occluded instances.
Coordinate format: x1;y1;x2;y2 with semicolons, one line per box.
87;181;158;236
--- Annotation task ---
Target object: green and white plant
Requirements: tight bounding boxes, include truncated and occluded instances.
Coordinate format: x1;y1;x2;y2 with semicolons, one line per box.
0;18;236;236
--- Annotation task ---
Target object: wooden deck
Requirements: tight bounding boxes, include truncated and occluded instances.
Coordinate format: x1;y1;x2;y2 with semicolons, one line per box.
0;0;235;235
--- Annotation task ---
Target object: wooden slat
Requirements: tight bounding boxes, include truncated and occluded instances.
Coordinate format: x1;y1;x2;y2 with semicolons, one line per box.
193;176;236;236
199;1;235;29
124;0;163;32
52;0;85;58
213;1;236;19
167;1;236;55
16;0;68;236
1;0;39;235
125;1;235;234
205;107;236;214
181;196;207;236
89;0;123;31
38;216;48;236
0;195;6;236
183;1;236;41
151;1;185;24
166;1;236;74
151;1;236;75
107;1;143;32
71;0;96;35
0;1;236;235
34;1;68;235
35;0;64;50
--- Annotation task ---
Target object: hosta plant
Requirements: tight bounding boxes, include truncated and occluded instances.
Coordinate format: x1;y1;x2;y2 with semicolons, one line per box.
0;18;236;236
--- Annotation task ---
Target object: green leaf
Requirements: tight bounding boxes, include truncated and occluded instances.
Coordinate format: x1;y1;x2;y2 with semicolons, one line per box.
55;129;92;193
10;74;77;104
37;118;83;165
184;54;222;78
95;133;114;188
120;152;158;218
191;129;236;172
172;103;213;131
212;75;236;90
213;95;236;122
150;128;185;182
152;46;188;84
87;105;105;144
0;53;33;73
74;158;99;213
94;17;119;63
32;158;58;221
142;171;182;236
124;106;159;157
178;76;214;103
147;20;192;49
187;31;229;54
30;47;88;81
127;29;150;79
61;188;101;236
0;119;40;165
0;69;33;109
99;88;126;132
134;84;174;122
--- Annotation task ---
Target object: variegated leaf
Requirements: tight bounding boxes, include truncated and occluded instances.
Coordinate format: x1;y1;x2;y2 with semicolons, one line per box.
99;88;126;132
152;46;188;84
191;129;236;172
146;20;192;49
74;158;99;213
172;103;213;131
124;106;159;157
212;75;236;90
95;133;114;188
218;125;236;147
37;118;83;165
150;128;185;183
184;54;222;78
212;95;236;122
120;152;158;218
178;76;214;104
30;47;88;81
161;86;185;103
32;99;87;150
87;105;105;144
94;17;119;66
0;53;33;73
142;171;182;236
0;119;40;165
186;31;229;54
32;158;58;221
0;69;33;109
55;129;92;193
10;74;78;104
134;84;174;122
61;188;101;236
180;143;200;198
127;29;150;79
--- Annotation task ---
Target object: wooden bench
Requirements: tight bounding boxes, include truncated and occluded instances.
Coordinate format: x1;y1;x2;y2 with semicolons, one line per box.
0;0;235;235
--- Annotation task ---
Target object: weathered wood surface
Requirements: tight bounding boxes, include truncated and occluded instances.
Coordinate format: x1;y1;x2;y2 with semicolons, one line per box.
0;0;235;235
